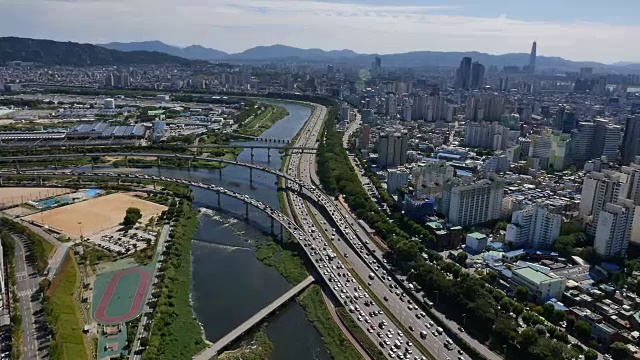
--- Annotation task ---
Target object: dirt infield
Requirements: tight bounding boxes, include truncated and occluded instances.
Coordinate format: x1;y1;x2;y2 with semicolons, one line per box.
93;267;151;324
0;187;72;208
24;193;166;238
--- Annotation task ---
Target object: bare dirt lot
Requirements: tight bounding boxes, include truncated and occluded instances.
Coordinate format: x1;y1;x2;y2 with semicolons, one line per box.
0;187;72;208
24;193;167;238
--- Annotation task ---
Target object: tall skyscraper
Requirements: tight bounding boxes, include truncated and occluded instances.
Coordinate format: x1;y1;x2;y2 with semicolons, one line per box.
570;120;621;166
622;116;640;165
456;57;473;89
579;171;629;236
594;199;636;257
470;62;486;89
527;41;537;73
371;56;382;76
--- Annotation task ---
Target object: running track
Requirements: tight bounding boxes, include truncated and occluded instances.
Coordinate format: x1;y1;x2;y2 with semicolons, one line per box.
94;268;151;323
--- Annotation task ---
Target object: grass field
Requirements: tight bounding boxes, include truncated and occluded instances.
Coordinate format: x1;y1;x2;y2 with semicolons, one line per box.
46;255;90;360
25;193;167;238
297;285;362;360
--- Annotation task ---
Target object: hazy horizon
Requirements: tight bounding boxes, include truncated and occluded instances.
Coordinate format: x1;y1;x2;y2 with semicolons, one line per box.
1;0;638;64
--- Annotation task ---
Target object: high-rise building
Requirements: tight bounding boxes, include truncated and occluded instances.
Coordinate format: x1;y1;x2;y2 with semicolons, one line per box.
361;109;374;124
594;199;636;257
505;204;562;249
376;131;408;167
470;62;486;89
527;41;537;73
402;105;412;122
464;122;510;150
570;120;621;166
359;124;370;149
579;170;630;236
371;56;382;76
456;57;473;89
386;94;398;118
622;116;640;165
441;176;505;226
387;168;410;194
340;103;350;122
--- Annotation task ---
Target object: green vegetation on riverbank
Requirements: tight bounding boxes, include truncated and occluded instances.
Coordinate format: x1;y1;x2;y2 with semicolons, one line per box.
142;197;207;359
0;217;52;274
218;328;273;360
1;232;22;360
255;240;308;284
237;104;289;137
297;285;362;360
336;308;387;360
43;255;90;360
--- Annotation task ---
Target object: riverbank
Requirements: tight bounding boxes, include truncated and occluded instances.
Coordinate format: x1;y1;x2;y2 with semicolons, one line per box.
218;327;273;360
142;197;207;359
236;104;289;137
298;285;363;360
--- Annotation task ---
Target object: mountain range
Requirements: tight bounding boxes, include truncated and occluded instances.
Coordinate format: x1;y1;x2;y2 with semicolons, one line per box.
2;37;639;72
0;37;200;66
99;40;640;72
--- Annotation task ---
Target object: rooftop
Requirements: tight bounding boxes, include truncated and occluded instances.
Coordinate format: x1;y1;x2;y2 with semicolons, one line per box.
513;266;559;285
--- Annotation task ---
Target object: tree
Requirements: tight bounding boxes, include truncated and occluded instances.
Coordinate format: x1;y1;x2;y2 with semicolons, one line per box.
584;349;598;360
515;286;529;302
454;252;468;266
610;342;629;360
123;207;142;226
575;320;592;341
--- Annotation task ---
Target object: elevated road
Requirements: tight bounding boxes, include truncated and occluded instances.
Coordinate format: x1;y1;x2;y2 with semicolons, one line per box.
193;276;314;360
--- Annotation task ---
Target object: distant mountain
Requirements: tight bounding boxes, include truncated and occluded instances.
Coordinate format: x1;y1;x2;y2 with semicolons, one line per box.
0;37;198;66
99;41;228;60
227;44;359;60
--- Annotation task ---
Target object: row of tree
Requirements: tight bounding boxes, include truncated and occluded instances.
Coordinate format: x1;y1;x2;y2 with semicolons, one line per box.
316;107;588;360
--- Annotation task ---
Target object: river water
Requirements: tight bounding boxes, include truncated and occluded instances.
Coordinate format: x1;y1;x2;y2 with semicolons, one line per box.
145;102;331;360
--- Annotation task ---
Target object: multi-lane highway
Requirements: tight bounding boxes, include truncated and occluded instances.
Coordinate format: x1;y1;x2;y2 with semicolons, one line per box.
281;104;488;360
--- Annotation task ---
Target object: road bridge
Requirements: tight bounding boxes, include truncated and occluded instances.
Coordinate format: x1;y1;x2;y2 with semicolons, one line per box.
0;152;320;190
193;276;314;360
0;171;361;358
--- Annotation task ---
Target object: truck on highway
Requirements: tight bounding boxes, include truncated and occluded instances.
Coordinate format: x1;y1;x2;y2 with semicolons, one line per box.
368;272;375;280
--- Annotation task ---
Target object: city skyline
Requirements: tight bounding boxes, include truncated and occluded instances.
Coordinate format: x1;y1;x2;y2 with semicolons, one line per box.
1;0;639;64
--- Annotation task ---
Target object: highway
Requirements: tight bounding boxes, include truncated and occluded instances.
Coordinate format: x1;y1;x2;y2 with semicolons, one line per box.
282;106;486;360
283;106;437;360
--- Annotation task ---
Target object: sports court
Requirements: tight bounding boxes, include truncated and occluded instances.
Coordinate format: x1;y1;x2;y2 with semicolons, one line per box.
92;265;153;324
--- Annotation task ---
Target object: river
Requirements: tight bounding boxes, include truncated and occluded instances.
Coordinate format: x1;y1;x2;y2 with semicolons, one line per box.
145;102;331;360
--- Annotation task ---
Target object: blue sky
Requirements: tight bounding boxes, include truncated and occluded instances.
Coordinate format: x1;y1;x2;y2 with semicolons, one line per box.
1;0;638;63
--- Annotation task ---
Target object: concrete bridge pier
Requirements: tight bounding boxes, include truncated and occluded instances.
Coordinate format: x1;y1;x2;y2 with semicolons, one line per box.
250;147;255;160
15;163;19;174
157;157;161;167
217;191;221;208
188;160;192;170
90;160;94;171
39;177;43;186
267;148;271;161
245;202;249;219
270;217;275;236
124;156;129;168
249;168;253;186
218;162;222;179
0;177;3;186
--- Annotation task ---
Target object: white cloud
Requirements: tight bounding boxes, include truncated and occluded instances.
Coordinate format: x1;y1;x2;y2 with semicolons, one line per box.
0;0;637;63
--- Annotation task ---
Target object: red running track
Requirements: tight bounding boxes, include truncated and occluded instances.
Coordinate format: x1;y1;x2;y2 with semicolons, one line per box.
95;268;151;323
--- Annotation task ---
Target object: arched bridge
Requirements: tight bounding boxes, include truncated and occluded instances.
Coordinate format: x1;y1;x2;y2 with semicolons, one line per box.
0;171;353;359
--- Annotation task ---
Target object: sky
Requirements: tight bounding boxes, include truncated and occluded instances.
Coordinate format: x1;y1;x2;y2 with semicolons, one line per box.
1;0;638;63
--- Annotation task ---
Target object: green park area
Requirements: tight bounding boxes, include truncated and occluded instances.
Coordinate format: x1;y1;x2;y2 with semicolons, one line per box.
44;255;91;360
236;104;289;137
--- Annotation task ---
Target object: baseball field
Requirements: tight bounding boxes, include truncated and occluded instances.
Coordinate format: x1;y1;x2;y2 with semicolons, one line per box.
24;192;167;238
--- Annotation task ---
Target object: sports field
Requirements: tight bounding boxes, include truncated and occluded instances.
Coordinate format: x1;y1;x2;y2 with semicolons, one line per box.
25;192;166;238
92;266;153;324
0;187;71;208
